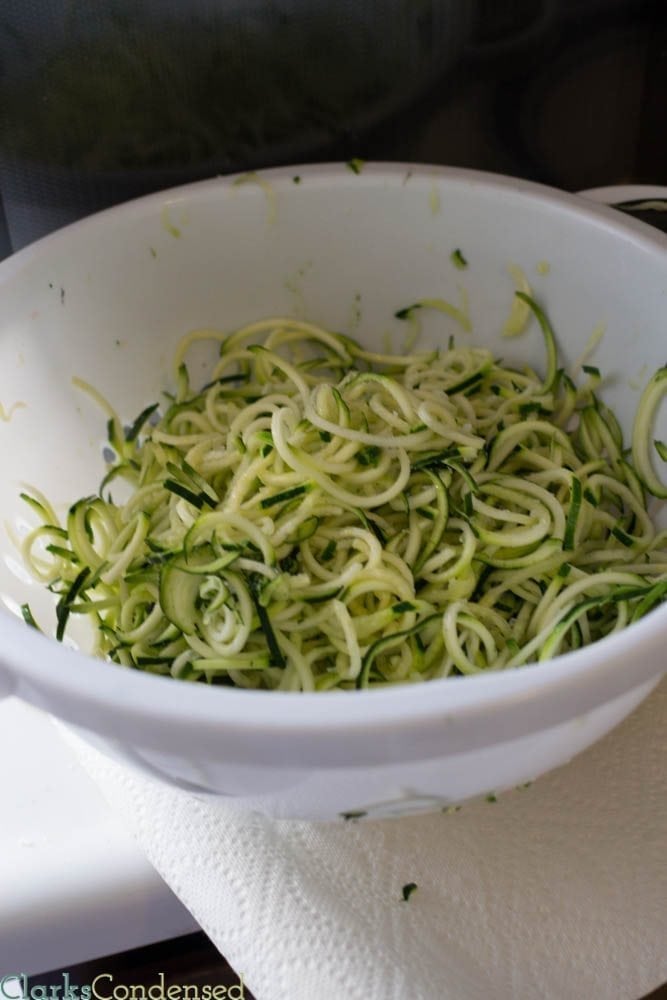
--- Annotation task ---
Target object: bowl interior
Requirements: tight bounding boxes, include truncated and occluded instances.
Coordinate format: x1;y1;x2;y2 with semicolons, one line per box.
1;164;666;654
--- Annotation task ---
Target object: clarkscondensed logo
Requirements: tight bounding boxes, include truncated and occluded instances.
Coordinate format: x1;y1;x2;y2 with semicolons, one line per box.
0;975;245;1000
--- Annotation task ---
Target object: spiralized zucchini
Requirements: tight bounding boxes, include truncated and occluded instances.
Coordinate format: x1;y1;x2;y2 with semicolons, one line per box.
20;300;667;690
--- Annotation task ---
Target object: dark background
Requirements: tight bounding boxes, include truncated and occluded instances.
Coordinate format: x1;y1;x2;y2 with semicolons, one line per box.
1;0;666;256
4;0;666;994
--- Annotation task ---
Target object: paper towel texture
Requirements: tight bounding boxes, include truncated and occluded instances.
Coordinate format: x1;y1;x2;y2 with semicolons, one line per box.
68;679;667;1000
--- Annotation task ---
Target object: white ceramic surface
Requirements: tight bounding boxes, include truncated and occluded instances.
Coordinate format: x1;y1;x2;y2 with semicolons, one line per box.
0;164;666;819
0;697;196;976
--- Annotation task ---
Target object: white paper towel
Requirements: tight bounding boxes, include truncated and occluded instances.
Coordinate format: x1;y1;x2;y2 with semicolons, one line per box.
67;678;667;1000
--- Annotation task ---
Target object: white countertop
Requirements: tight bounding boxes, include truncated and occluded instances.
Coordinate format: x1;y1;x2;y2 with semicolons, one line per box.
0;696;198;977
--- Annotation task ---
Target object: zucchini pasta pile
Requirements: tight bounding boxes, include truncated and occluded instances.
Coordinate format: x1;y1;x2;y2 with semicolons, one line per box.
21;298;667;690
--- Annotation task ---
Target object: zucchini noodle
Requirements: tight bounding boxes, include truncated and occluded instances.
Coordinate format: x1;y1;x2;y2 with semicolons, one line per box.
20;301;667;691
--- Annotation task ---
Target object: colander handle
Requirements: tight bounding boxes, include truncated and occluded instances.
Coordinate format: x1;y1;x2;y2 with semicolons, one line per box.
577;185;667;234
